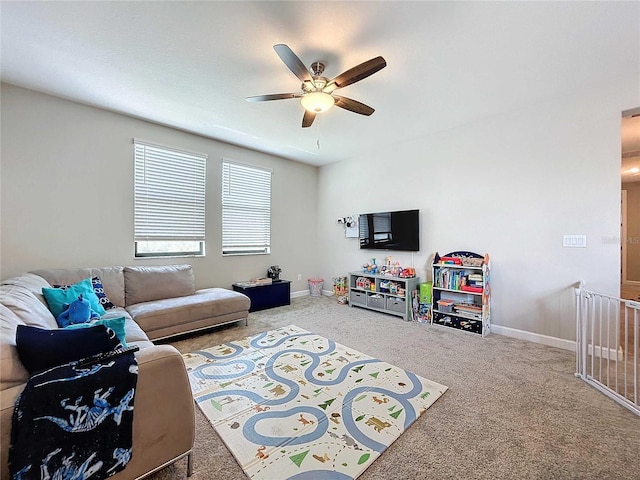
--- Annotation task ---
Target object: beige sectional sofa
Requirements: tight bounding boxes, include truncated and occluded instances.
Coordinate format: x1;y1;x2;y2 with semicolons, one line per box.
0;264;251;479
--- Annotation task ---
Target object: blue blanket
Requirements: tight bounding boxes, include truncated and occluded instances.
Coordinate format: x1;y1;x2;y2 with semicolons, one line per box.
9;351;138;480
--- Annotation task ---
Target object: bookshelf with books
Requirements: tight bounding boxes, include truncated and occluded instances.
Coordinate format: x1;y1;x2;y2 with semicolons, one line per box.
431;251;491;336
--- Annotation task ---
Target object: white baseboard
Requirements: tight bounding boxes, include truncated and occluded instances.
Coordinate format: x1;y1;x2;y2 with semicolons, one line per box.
291;289;334;299
492;325;625;360
587;344;624;361
491;324;576;351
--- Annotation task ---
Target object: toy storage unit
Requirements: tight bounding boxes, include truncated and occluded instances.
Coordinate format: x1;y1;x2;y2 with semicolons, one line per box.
348;271;420;321
431;251;491;337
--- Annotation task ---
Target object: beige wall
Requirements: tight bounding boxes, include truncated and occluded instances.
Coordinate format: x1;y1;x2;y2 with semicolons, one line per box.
623;182;640;281
0;84;319;292
1;81;637;343
316;86;635;341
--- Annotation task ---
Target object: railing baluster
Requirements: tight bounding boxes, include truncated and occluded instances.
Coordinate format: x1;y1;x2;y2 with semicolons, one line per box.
613;302;620;392
581;293;588;379
635;306;638;405
605;296;610;388
575;284;582;377
625;303;629;401
590;294;595;379
575;287;639;416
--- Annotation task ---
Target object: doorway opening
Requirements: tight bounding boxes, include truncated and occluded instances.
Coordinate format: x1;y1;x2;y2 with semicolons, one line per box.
621;107;640;301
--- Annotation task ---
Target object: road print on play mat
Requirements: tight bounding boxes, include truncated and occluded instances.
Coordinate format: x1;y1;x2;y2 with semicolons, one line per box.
182;325;448;480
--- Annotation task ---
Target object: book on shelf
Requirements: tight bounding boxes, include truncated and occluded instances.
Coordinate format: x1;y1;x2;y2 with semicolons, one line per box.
461;285;483;293
439;256;462;265
454;304;482;313
454;303;482;319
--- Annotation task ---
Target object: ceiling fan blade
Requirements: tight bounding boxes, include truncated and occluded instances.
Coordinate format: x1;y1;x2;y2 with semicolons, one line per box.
333;95;375;116
302;110;316;128
274;44;313;83
246;93;300;102
327;56;387;90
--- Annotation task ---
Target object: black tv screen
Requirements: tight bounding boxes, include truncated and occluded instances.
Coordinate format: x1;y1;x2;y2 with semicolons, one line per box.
359;209;419;252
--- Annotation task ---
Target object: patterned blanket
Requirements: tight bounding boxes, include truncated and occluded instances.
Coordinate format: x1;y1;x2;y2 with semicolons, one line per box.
9;352;138;480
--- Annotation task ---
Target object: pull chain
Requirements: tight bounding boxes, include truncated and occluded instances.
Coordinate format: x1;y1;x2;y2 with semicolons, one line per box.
316;115;321;150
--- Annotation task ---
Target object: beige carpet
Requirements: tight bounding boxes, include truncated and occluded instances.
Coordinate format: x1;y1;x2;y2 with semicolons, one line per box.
150;296;640;480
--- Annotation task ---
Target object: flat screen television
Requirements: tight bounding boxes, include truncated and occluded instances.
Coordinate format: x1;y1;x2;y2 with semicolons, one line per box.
359;209;419;252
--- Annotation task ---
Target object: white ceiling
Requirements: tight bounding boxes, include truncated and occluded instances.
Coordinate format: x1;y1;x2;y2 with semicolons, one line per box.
1;1;638;171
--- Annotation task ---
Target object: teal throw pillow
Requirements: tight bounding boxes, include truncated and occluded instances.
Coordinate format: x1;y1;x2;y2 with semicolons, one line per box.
42;277;107;318
53;276;115;310
66;317;128;347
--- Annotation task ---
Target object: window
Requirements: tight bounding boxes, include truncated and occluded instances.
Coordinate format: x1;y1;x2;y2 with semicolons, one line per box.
222;160;271;255
133;139;207;257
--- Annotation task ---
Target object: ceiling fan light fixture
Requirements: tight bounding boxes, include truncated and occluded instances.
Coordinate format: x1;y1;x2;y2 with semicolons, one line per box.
301;92;335;113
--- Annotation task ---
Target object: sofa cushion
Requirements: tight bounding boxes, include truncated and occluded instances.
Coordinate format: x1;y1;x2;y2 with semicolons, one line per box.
16;324;121;375
42;277;106;318
124;265;195;306
0;305;30;389
0;283;57;387
0;273;51;302
32;266;126;307
1;277;106;384
0;284;57;330
126;287;249;334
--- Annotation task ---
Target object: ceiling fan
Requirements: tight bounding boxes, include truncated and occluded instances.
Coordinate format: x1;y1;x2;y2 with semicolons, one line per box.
246;44;386;128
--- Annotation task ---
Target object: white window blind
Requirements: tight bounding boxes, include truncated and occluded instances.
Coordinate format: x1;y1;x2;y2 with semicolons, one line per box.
134;139;207;254
222;160;271;255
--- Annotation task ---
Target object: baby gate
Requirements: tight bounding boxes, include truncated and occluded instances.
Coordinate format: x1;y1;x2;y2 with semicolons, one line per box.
575;284;640;416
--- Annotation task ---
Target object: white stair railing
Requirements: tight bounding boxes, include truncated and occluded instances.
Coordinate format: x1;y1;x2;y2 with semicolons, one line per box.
575;284;639;416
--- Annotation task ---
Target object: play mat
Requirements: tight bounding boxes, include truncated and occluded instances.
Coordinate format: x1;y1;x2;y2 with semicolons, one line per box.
182;325;448;479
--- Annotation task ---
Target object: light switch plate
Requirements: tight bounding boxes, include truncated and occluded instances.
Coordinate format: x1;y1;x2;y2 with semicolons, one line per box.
563;234;587;248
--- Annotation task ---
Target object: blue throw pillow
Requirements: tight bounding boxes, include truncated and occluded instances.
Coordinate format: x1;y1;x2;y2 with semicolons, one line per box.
90;276;116;310
15;324;120;375
42;277;107;318
66;317;128;347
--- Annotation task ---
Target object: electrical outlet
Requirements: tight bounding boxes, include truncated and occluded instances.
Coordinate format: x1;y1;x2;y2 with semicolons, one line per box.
297;274;302;280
